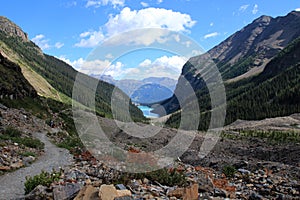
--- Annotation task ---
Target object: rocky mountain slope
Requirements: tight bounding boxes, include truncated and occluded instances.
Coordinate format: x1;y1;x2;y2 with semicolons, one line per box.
210;11;300;80
130;83;173;104
0;53;37;99
0;16;145;121
0;16;29;42
157;11;300;129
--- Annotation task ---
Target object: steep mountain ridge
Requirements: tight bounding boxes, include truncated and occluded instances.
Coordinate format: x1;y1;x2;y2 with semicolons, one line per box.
157;11;300;129
0;17;145;121
209;11;300;80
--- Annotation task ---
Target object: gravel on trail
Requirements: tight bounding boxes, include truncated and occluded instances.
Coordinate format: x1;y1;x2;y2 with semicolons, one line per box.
0;131;73;200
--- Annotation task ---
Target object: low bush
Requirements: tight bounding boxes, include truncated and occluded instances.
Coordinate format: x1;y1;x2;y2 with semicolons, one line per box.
24;170;61;194
222;165;237;178
118;167;187;187
0;127;44;149
4;126;22;137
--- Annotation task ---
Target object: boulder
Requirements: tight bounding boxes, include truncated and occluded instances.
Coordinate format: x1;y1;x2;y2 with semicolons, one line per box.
99;185;118;200
74;185;99;200
24;185;52;200
53;183;81;200
168;183;198;200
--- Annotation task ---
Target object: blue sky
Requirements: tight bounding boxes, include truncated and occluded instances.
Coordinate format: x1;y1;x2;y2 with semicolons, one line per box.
1;0;300;80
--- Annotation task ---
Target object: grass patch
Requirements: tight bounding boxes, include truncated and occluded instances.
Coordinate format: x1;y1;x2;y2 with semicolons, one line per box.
24;170;61;194
4;126;22;137
19;151;37;157
0;127;44;149
222;130;300;144
56;136;83;150
0;97;49;119
222;165;237;178
117;167;187;187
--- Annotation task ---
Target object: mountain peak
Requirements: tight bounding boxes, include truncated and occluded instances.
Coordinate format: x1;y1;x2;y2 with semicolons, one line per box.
253;15;273;24
0;16;29;42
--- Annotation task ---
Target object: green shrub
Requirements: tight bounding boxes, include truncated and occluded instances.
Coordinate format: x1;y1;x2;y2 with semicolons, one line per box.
222;165;236;178
19;152;37;157
118;167;187;187
0;128;44;149
145;168;187;186
57;136;83;150
4;127;22;137
24;170;61;194
12;137;44;149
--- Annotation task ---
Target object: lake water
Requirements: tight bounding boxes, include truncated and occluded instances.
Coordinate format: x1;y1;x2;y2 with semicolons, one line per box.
138;105;159;118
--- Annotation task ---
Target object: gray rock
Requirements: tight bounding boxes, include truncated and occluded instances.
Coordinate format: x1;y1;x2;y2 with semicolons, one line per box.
24;185;51;200
249;191;263;200
238;168;251;175
23;156;35;166
213;188;227;198
53;183;81;200
0;103;8;110
116;184;127;190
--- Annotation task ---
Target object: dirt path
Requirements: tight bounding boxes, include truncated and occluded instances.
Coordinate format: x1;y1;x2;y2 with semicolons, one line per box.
0;131;73;200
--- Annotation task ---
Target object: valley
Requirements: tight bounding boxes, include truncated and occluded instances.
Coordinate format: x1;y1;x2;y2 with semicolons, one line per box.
0;7;300;200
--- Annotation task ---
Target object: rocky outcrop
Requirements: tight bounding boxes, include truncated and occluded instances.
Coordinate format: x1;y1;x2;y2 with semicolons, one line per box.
157;11;300;115
0;16;29;42
208;11;300;79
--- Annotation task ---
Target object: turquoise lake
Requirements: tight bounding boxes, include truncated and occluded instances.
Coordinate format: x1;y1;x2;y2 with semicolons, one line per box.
138;105;159;118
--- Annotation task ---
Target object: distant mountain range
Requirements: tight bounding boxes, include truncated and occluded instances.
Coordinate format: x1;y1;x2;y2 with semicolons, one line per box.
155;11;300;130
0;16;145;121
93;75;177;104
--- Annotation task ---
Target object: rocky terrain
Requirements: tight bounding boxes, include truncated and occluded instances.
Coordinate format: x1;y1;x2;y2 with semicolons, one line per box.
0;104;73;199
0;11;299;200
1;106;298;199
0;17;29;42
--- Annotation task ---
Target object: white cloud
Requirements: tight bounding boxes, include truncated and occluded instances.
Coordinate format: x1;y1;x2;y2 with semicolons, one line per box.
296;8;300;11
239;4;249;12
191;50;202;56
174;34;180;42
58;55;187;80
58;56;85;70
75;30;105;47
106;7;195;34
184;40;191;47
137;55;187;79
204;32;219;39
157;0;163;4
210;22;214;27
32;34;64;50
105;53;114;59
140;2;149;7
85;0;125;8
32;34;51;50
55;42;64;49
64;1;77;7
252;4;258;14
81;59;111;75
75;7;196;47
139;59;152;67
80;31;92;38
58;56;134;78
79;59;140;78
